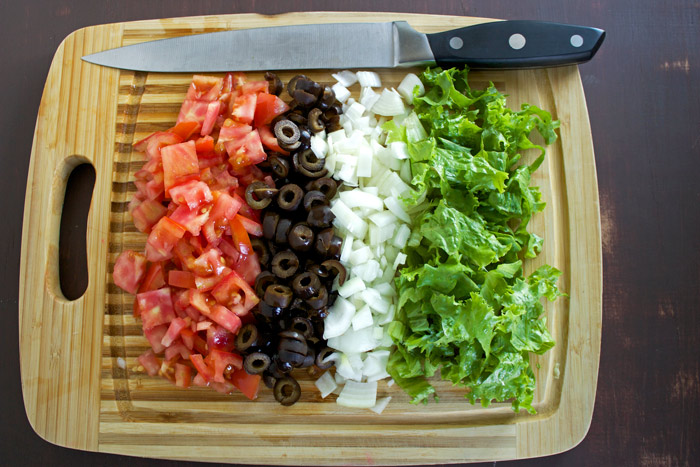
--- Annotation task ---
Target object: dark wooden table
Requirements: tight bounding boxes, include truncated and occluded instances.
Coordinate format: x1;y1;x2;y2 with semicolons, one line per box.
2;1;698;466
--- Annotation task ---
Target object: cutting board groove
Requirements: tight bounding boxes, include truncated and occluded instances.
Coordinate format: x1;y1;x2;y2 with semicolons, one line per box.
20;12;601;465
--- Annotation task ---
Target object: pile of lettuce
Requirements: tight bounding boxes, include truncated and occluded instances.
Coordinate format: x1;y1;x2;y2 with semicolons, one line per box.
385;67;564;413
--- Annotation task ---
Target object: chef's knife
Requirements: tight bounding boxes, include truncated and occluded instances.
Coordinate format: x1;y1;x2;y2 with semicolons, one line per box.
82;20;604;72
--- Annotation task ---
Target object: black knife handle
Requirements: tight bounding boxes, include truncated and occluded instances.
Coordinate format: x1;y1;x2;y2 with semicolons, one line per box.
426;20;605;69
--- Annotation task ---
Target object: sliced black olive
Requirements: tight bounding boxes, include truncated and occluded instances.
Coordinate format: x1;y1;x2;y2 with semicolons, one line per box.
305;286;328;310
259;301;284;318
245;181;272;210
308;108;325;132
314;228;335;256
316;86;336;111
277;184;304;211
308;263;329;279
295;77;322;97
315;347;335;370
321;259;347;286
262;211;280;240
288;223;314;252
268;358;289;379
274;119;300;146
290;316;314;339
235;323;259;352
301;348;316;368
254;185;279;200
327;291;338;308
287;111;307;126
322;104;343;121
303;190;327;212
307;205;335;228
264;71;283;95
307;177;337;200
244;352;271;374
286;74;308;98
326;114;342;133
275;218;293;244
251;238;271;266
298;125;312;149
315;306;330;319
268;155;290;179
277;330;308;367
264;284;293;308
263;374;277;389
327;235;343;259
292;88;317;107
279;139;301;152
274;376;301;406
291;273;321;300
271;250;299;279
298;148;324;171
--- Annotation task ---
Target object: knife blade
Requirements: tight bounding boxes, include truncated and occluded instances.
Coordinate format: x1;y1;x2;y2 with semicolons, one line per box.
82;20;604;72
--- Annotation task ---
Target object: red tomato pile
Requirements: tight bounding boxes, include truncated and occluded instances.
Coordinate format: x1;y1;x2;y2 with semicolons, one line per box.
113;73;289;399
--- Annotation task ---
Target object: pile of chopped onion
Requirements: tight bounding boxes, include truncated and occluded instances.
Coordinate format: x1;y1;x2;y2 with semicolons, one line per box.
309;70;424;413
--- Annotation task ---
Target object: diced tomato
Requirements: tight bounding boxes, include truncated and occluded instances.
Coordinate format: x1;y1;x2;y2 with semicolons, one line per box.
230;92;257;124
168;270;196;289
195;135;215;153
146;216;187;262
169;121;200;140
192;247;225;276
173;238;197;272
208;304;242;334
194;274;226;292
192;372;208;387
113;250;147;294
188;289;211;314
241;80;269;95
254;93;289;127
233;252;262;286
139;350;161;376
161;140;200;195
130;198;168;233
206;325;236;353
223;72;246;94
134;131;183;160
197;320;213;332
232;369;261;400
180;327;195;350
143;324;168;354
185;306;203;322
174;363;192;388
211;270;260;313
169;180;213;209
208;349;243;383
229;130;266;170
177;100;209;128
236;199;261;223
137;287;176;330
190;354;214;382
235;214;263;238
186;75;224;102
202;192;243;246
161;317;187;347
138;262;166;293
165;340;192;362
207;166;239;191
201;100;222;136
257;124;289;155
218;120;252;143
210;380;236;394
229;215;253;255
169;204;210;237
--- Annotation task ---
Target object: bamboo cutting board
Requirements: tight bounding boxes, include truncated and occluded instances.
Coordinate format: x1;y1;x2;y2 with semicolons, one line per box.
19;12;602;465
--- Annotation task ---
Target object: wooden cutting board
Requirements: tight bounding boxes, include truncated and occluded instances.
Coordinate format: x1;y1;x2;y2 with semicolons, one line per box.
19;12;602;465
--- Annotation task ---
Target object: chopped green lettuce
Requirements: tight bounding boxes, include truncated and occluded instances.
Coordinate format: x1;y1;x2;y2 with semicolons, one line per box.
387;67;564;414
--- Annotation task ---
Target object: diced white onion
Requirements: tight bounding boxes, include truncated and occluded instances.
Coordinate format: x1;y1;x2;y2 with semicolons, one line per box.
368;210;398;228
370;396;392;414
314;371;338;398
339;190;383;211
392;223;411;249
310;135;328;159
392;252;407;272
390;141;409;160
328;326;379;354
332;70;358;87
351;304;374;331
331;200;368;238
361;288;390;314
345;102;366;121
359;86;381;109
336;380;377;408
371;88;406;116
384;196;411;223
397;73;425;103
340;233;354;264
356;71;382;88
348;245;372;266
337;276;366;298
323;296;356;339
332;83;351;103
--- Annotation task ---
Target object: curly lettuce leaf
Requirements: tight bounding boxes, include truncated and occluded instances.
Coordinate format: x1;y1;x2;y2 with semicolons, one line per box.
387;67;562;414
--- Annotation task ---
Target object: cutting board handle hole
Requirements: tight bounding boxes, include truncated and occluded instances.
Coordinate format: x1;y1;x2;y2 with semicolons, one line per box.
59;163;95;301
